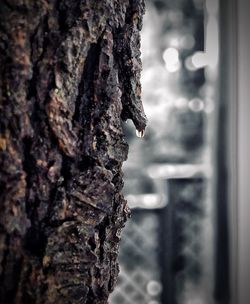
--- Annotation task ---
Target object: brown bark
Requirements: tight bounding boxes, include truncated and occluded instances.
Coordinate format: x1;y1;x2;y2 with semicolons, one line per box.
0;0;146;303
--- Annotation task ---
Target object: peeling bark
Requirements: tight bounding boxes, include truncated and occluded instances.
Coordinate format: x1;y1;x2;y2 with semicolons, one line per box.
0;0;146;303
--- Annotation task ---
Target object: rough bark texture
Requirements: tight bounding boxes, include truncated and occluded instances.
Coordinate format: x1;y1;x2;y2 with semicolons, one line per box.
0;0;146;303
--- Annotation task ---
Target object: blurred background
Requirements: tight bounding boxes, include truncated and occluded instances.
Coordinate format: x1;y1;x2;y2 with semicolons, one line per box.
111;0;250;303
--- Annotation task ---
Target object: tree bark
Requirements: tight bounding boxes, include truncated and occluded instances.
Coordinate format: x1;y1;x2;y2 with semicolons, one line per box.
0;0;146;303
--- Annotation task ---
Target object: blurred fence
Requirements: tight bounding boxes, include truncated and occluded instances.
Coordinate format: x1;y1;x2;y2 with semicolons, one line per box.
111;0;220;303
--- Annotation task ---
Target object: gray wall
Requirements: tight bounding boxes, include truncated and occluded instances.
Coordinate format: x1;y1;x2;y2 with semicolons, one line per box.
237;0;250;303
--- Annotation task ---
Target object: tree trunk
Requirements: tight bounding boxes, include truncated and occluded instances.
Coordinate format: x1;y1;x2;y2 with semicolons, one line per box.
0;0;146;303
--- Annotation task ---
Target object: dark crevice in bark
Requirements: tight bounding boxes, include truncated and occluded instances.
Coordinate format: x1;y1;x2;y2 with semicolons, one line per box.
125;0;136;24
0;236;23;304
105;159;119;174
1;0;28;13
85;288;96;304
24;217;47;258
88;235;96;252
0;0;12;11
60;154;72;189
22;136;33;192
56;0;81;33
23;137;47;258
97;217;109;263
0;234;10;281
20;264;34;304
44;185;60;219
27;66;38;103
0;8;12;38
27;16;49;101
56;1;69;33
77;156;96;171
73;39;102;127
9;256;23;302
